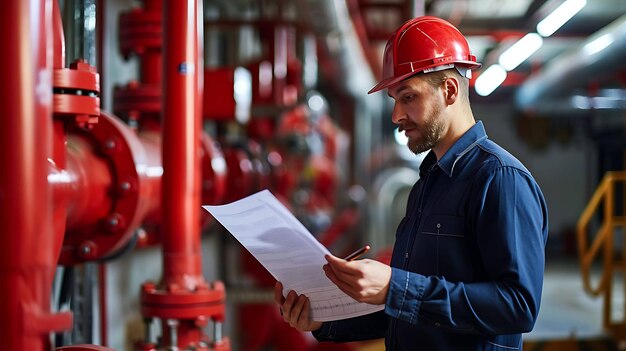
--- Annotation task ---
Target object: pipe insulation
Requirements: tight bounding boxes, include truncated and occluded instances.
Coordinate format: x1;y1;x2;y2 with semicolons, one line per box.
516;14;626;112
296;0;377;96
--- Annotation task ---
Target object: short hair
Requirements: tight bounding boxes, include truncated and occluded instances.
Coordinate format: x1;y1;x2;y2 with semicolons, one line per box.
423;68;470;103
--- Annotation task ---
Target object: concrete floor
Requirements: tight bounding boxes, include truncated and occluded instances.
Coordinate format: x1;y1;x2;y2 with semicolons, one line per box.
521;258;626;350
527;258;608;341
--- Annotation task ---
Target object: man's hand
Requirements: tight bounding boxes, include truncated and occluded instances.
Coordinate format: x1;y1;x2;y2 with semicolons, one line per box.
323;255;391;305
274;282;323;332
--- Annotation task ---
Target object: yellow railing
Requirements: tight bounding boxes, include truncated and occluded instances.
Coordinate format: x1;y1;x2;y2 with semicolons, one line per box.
577;171;626;334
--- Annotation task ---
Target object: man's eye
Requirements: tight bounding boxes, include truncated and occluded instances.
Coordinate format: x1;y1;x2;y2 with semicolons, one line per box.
403;94;415;101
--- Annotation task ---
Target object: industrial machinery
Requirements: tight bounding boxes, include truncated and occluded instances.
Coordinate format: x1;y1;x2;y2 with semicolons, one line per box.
2;0;229;349
0;0;389;350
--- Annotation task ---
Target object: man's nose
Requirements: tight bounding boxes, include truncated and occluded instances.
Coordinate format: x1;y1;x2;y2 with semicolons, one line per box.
391;103;405;125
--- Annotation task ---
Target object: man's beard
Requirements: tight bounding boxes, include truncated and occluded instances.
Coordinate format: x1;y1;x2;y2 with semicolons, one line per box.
407;104;445;154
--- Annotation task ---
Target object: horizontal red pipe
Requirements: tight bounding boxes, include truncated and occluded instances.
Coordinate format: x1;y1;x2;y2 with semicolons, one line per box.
49;115;163;263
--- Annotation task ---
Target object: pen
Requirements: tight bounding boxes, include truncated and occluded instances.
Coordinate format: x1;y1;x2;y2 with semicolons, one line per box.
343;245;371;261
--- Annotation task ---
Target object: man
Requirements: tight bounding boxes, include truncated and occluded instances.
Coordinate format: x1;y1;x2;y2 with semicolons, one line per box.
275;16;548;350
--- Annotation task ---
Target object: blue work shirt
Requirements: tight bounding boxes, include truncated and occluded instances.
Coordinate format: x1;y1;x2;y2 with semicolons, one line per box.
313;121;548;350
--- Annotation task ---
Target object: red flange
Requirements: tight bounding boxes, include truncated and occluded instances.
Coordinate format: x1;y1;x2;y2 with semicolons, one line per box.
141;281;226;320
53;59;100;126
59;112;159;264
113;81;161;119
118;5;162;58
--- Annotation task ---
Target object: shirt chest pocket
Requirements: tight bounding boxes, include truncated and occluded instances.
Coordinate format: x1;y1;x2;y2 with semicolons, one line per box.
420;214;465;238
418;214;467;277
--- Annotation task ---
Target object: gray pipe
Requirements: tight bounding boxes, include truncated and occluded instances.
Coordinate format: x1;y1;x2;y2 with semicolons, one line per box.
515;14;626;112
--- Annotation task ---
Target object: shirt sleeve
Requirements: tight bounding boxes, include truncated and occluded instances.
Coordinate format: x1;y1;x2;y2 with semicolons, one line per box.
384;166;548;335
312;310;388;342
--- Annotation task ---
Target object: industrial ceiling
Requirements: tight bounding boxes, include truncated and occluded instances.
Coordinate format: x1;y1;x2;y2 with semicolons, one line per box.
356;0;626;112
206;0;626;113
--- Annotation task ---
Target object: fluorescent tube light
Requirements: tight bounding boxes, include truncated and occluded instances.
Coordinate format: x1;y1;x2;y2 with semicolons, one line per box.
537;0;587;37
234;67;252;123
583;33;613;55
475;64;507;96
498;33;544;71
394;127;408;146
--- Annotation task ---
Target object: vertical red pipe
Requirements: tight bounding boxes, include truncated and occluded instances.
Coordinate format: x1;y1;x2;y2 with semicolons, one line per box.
140;0;163;86
140;0;227;347
53;0;65;69
141;52;162;86
0;0;71;349
161;0;202;288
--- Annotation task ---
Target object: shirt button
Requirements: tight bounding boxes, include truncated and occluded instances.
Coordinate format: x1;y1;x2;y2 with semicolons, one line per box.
435;322;441;327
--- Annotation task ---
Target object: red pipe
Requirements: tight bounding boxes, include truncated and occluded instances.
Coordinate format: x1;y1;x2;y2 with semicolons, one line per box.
160;0;204;347
51;0;67;264
0;1;72;350
138;0;227;348
140;0;229;349
53;0;65;70
161;0;203;289
50;0;162;265
52;112;163;264
141;51;162;85
63;134;114;229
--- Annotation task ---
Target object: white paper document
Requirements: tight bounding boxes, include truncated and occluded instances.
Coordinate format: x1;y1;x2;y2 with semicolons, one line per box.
202;189;384;322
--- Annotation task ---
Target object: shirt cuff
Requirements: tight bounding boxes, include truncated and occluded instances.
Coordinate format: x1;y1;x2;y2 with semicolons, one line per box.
312;322;334;341
385;267;425;324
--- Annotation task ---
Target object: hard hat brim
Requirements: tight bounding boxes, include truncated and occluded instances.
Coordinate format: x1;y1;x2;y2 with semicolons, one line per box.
367;61;482;94
367;71;418;94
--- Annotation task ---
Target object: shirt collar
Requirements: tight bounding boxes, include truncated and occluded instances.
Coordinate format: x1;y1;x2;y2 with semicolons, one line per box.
428;121;488;178
419;151;437;178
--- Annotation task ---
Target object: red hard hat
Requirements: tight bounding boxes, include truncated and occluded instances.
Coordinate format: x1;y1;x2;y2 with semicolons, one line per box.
368;16;481;94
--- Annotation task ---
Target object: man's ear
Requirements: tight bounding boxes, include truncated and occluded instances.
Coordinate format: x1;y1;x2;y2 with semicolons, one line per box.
442;77;459;105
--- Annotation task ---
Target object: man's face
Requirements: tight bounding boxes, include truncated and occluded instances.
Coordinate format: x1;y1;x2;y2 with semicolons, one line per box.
387;75;447;154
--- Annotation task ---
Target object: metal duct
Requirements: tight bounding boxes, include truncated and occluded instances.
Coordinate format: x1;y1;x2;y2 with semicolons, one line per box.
515;14;626;113
295;0;377;96
295;0;387;193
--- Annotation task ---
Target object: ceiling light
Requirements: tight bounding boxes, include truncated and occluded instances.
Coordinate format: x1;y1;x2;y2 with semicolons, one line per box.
394;127;408;146
498;33;544;71
307;93;326;112
475;64;507;96
234;67;252;124
537;0;587;37
583;33;614;55
571;95;590;109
